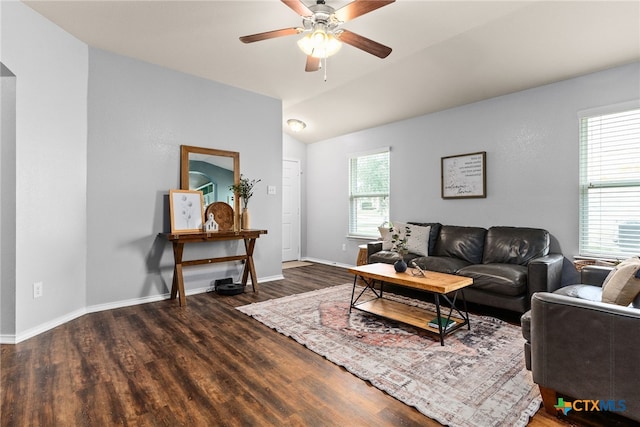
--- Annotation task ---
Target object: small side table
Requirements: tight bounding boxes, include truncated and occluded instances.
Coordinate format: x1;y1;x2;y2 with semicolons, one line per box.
357;244;369;266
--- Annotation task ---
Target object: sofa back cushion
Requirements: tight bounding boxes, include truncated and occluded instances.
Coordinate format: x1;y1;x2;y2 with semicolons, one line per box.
482;226;550;265
408;222;441;255
433;225;486;264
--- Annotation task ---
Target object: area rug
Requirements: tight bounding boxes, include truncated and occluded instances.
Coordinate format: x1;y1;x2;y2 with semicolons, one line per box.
237;284;541;427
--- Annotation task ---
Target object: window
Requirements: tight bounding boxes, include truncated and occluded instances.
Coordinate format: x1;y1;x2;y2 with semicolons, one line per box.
579;106;640;259
349;149;390;237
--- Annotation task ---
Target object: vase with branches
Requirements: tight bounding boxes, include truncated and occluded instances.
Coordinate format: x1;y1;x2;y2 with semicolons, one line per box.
390;223;411;272
229;174;261;229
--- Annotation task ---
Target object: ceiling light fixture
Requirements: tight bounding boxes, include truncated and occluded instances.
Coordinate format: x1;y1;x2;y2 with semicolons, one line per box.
296;25;342;59
287;119;307;132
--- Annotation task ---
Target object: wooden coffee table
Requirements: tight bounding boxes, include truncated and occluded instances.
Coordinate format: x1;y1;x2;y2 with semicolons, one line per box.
348;263;473;345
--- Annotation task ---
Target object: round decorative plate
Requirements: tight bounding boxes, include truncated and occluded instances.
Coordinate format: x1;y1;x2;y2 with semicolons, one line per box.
205;202;234;231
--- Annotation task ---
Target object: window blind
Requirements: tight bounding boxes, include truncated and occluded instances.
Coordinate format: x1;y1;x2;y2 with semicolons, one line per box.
579;107;640;259
348;149;390;237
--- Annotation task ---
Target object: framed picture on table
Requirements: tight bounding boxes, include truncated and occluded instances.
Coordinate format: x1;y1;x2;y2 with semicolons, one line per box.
169;189;204;233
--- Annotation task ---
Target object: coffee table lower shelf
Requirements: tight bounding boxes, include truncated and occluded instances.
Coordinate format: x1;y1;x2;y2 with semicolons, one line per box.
353;298;466;336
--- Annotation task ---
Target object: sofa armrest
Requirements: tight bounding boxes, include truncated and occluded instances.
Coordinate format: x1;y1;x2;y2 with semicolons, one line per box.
530;292;640;420
367;242;383;260
527;253;563;297
580;264;613;287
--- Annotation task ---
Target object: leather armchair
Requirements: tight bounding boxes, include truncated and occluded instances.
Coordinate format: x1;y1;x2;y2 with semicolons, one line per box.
522;265;640;422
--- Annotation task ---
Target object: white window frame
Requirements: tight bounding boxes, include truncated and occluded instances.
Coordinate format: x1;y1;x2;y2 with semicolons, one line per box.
348;147;390;239
578;101;640;260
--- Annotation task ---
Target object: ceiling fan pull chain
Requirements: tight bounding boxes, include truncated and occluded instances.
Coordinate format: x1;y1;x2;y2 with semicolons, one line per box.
324;57;328;82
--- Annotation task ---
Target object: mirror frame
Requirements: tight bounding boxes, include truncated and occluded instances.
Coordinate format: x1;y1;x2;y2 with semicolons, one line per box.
180;145;240;229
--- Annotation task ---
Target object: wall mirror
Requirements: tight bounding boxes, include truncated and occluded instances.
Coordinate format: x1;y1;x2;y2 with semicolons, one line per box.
180;145;240;217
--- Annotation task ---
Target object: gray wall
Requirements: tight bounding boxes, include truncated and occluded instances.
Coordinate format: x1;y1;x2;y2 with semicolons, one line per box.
306;62;640;282
86;48;283;307
1;1;89;340
1;1;283;341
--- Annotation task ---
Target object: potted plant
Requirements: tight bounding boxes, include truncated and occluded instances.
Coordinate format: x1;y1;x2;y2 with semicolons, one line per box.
229;174;261;229
390;223;411;272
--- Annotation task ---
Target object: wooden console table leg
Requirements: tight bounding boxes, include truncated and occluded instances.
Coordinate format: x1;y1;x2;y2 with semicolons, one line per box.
171;242;187;306
243;238;259;292
175;264;186;306
170;266;179;300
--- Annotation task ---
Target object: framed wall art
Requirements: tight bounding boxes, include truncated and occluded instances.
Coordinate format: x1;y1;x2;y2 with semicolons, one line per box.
169;189;205;233
441;151;486;199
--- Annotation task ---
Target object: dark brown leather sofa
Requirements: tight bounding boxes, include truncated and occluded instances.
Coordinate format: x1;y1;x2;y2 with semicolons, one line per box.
521;265;640;423
368;223;564;313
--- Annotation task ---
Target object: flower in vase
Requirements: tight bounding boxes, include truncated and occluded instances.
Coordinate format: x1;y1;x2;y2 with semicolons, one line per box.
229;174;261;209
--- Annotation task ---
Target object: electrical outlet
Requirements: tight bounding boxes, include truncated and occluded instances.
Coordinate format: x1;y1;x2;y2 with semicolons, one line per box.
33;282;43;299
267;185;276;195
342;243;347;251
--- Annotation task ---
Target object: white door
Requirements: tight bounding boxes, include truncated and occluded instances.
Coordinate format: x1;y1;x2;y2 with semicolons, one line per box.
282;159;300;261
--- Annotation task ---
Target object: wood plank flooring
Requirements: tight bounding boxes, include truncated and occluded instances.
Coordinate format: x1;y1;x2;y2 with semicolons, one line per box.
1;263;579;426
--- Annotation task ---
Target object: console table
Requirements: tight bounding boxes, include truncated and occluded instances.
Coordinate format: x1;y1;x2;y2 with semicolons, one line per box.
159;229;267;306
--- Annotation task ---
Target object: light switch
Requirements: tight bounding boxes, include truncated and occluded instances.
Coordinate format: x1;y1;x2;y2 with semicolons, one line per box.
267;185;276;195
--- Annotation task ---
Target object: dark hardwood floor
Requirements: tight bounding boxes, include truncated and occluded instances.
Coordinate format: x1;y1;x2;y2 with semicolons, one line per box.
1;263;577;426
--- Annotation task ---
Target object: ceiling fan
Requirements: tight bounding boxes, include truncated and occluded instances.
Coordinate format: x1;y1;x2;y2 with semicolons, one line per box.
240;0;395;72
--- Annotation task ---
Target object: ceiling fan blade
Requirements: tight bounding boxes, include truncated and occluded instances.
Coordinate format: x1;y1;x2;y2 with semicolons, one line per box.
305;56;321;72
240;27;302;44
337;29;392;58
281;0;313;17
334;0;395;22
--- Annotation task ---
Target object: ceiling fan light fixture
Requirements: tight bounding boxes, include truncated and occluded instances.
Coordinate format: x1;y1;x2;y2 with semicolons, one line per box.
287;119;307;132
297;30;342;59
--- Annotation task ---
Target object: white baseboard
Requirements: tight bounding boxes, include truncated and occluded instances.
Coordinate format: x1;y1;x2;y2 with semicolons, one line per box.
301;257;352;269
3;307;87;344
259;274;285;282
2;274;283;344
86;292;176;314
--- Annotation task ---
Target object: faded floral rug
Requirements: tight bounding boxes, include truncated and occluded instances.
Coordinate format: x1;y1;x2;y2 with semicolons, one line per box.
237;284;541;427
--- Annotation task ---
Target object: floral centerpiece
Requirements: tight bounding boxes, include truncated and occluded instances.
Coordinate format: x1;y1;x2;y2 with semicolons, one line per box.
229;174;261;229
229;174;261;209
389;223;411;272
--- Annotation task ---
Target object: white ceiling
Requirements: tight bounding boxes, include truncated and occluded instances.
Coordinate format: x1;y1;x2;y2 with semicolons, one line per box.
24;0;640;144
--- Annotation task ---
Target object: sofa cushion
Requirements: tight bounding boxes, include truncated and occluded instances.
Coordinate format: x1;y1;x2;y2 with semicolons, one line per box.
554;283;640;309
408;222;442;256
482;227;550;265
601;257;640;306
458;263;527;296
382;222;432;257
554;284;603;301
413;256;471;275
433;225;486;264
405;223;431;256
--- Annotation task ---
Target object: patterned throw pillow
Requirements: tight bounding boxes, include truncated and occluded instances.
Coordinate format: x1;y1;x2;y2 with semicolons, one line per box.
378;224;393;250
601;257;640;306
406;224;431;256
378;221;393;251
391;222;431;257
